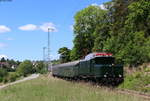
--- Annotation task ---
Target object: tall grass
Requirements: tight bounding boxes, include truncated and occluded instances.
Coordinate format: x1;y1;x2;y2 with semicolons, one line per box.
119;67;150;93
0;75;147;101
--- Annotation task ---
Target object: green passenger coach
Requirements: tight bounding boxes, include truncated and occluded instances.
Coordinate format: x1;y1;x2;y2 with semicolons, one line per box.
52;52;124;83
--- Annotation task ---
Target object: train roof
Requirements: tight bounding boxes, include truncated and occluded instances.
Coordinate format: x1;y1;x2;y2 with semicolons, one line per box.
52;52;113;67
84;52;113;61
52;60;80;68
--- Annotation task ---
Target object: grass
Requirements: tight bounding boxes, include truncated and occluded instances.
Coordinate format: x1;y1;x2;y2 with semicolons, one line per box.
0;74;148;101
119;67;150;93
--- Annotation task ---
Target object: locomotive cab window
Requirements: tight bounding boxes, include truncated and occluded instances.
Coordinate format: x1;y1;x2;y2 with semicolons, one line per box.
94;57;115;64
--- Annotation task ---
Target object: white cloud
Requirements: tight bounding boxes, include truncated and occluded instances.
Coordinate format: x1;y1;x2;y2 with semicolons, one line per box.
99;4;106;10
0;54;8;59
0;25;11;33
0;43;7;49
6;37;14;41
91;3;106;10
19;22;57;32
91;3;98;6
50;54;59;60
19;24;38;31
70;25;74;31
39;22;57;32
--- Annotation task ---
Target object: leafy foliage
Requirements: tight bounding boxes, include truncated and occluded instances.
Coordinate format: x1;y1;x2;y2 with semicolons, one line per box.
0;68;8;82
69;0;150;67
58;47;71;63
34;61;47;74
51;59;60;65
119;67;150;93
17;60;33;76
0;57;6;62
71;5;107;59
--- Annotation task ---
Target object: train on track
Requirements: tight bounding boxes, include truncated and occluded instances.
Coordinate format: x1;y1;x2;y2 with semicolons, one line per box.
52;52;124;84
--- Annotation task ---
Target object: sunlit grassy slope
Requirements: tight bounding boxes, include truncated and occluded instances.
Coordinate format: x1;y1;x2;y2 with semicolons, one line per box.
119;67;150;94
0;75;147;101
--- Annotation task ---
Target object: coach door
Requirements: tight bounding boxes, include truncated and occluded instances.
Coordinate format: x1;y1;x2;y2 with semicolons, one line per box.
90;59;94;76
79;61;90;76
86;60;90;75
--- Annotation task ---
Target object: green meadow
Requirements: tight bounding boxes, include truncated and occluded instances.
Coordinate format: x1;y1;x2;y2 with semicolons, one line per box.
0;75;147;101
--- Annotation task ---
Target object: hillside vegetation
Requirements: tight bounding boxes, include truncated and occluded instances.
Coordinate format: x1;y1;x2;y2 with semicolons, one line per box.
56;0;150;95
0;75;148;101
119;66;150;94
0;58;47;84
58;0;150;67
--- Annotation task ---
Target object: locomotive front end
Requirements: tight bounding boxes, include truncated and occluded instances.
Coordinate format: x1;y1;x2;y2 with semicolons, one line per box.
86;53;124;84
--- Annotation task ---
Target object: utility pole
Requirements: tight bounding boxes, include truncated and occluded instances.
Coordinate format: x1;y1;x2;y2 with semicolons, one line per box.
43;47;46;61
47;28;50;71
47;28;54;71
43;47;47;70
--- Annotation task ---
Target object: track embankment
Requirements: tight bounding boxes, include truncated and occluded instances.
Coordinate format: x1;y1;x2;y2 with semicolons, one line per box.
52;74;150;100
0;74;39;89
115;88;150;100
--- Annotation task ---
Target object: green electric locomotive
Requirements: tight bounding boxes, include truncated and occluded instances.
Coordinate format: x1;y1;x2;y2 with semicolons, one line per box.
52;52;123;83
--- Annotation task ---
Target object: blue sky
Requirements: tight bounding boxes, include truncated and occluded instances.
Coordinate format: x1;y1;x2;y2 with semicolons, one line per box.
0;0;110;61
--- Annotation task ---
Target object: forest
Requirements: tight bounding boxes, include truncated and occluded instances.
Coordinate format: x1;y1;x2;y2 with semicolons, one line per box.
58;0;150;67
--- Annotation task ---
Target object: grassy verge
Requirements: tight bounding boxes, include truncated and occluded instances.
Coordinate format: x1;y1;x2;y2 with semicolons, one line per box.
119;67;150;94
0;74;147;101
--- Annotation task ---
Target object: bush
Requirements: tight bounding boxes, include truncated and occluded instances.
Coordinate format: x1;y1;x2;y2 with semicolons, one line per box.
3;77;8;83
39;68;47;74
17;60;33;77
119;67;150;93
0;68;8;82
0;77;3;82
34;61;48;74
8;72;19;82
144;67;150;72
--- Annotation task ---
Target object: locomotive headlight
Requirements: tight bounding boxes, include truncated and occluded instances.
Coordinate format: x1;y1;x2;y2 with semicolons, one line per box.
104;75;107;78
119;74;122;78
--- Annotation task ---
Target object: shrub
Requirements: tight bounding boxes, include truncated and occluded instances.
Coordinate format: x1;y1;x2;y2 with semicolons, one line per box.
34;61;48;74
0;77;3;82
8;72;19;82
17;60;33;77
0;68;8;82
119;67;150;93
39;68;47;74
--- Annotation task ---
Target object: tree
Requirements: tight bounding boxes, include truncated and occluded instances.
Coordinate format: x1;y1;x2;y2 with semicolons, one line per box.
126;0;150;37
92;8;111;52
51;59;60;65
34;61;46;74
17;60;33;76
0;68;8;82
121;0;150;66
58;47;71;63
1;57;6;62
70;0;150;67
71;5;107;60
103;0;150;66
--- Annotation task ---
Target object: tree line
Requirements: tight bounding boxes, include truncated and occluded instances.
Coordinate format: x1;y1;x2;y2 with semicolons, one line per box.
58;0;150;67
0;58;47;83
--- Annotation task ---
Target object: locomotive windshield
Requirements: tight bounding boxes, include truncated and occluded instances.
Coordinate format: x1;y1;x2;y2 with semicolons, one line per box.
94;57;115;64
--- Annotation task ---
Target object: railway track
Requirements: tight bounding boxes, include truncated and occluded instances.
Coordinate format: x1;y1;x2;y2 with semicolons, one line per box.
115;88;150;100
92;83;150;100
91;82;150;100
66;78;150;100
52;74;150;100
